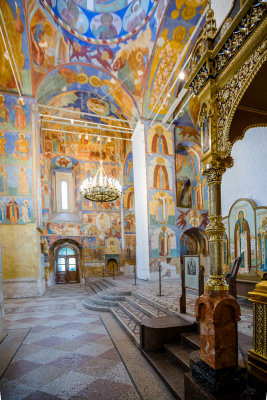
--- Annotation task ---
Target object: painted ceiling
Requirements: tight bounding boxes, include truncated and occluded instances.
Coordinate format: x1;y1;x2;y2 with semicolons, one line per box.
0;0;208;123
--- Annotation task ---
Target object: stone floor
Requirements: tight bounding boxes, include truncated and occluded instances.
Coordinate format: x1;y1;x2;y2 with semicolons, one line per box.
114;275;253;336
0;276;253;400
0;283;174;400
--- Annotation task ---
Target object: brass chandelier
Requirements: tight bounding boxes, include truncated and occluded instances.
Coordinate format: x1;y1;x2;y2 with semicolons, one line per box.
80;135;122;203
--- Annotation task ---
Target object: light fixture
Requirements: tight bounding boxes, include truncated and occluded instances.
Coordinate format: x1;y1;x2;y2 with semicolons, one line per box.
179;71;185;80
80;134;122;203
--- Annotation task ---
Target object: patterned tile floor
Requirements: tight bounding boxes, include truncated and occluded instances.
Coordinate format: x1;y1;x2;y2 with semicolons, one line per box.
0;284;140;400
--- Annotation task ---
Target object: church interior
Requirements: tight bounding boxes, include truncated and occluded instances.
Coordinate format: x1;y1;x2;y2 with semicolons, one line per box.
0;0;266;398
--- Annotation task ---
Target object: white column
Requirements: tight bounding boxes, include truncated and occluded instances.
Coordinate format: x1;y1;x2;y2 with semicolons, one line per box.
132;121;150;280
120;201;125;250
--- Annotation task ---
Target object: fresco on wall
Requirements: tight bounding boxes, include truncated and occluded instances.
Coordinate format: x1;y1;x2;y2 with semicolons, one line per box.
124;210;135;233
0;0;32;95
0;197;34;224
175;141;207;209
143;0;207;117
150;225;177;257
256;208;267;272
147;154;174;190
0;166;32;196
149;190;175;225
124;152;134;185
147;124;173;155
123;186;134;210
125;234;136;260
176;208;208;231
0;94;32;134
228;199;257;275
105;237;121;254
174;95;201;142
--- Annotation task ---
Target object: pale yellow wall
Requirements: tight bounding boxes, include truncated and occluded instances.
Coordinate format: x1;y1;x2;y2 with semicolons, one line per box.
0;224;41;280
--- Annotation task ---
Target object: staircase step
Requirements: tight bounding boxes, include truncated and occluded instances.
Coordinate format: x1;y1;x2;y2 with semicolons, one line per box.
125;297;162;318
141;350;185;400
90;295;118;307
83;298;110;312
180;332;200;350
117;302;142;325
164;343;192;371
111;307;140;346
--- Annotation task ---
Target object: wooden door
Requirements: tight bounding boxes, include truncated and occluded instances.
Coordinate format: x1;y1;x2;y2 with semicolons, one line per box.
67;256;78;282
56;256;67;284
56;246;79;284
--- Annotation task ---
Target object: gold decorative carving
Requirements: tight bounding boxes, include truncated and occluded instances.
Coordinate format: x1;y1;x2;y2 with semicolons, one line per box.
205;274;228;291
217;41;267;155
203;1;217;40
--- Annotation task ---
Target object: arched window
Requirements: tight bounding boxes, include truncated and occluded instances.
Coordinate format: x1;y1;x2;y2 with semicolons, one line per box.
61;180;68;210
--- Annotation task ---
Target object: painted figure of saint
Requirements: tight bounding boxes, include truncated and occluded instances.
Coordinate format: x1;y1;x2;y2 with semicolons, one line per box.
6;197;20;223
258;217;267;271
0;201;4;222
159;226;173;256
16;167;30;195
13;133;30;165
12;98;27;130
0;95;9;128
0;131;6;163
92;14;117;40
21;199;30;223
0;166;8;194
234;210;251;273
125;0;146;32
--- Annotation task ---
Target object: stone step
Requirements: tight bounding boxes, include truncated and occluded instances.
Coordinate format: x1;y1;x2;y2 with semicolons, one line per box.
125;297;163;318
141;350;185;400
105;288;132;296
90;295;119;307
111;307;140;346
83;298;110;312
117;301;142;325
132;293;177;316
164;343;192;372
98;292;126;302
180;332;200;350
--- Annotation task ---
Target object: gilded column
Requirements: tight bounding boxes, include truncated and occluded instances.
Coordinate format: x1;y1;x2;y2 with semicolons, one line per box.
203;161;228;291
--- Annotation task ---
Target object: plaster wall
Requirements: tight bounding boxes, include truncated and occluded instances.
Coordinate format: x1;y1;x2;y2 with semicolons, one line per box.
0;245;6;342
0;224;45;297
221;127;267;217
132;121;150;280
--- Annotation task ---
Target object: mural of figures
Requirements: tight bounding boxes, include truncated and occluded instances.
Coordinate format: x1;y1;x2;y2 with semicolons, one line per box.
188;209;201;228
124;152;134;185
17;167;30;195
105;236;121;254
91;13;120;40
123;0;148;32
234;210;251;273
58;0;89;34
147;124;173;155
124;186;134;210
124;213;135;233
12;98;27;131
0;167;8;194
6;197;20;224
151;225;177;257
12;133;31;165
258;215;267;271
147;155;174;190
21;199;31;223
0;132;6;163
0;200;4;222
149;191;175;225
0;95;9;128
177;178;192;208
125;234;136;260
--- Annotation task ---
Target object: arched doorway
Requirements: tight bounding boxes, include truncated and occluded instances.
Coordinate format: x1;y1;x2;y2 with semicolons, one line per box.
55;245;80;284
107;258;118;275
180;228;209;273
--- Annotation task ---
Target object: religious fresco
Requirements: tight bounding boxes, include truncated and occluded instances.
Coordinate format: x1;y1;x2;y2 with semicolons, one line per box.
40;0;157;44
124;210;135;233
174;95;201;142
0;94;37;225
0;0;32;95
0;196;34;224
105;236;121;254
256;208;267;272
147;124;174;155
175;140;207;209
125;234;136;260
123;186;134;209
149;190;175;225
143;0;207;118
150;225;177;258
176;208;208;231
147;154;174;190
124;152;133;185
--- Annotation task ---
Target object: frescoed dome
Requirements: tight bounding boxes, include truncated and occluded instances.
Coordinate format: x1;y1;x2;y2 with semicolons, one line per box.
41;0;158;44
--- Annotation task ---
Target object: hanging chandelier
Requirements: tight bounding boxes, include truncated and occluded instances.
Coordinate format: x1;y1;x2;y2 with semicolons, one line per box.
80;135;122;203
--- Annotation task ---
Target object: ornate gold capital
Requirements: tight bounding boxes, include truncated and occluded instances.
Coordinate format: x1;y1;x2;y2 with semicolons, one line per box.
203;163;226;185
205;274;228;291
